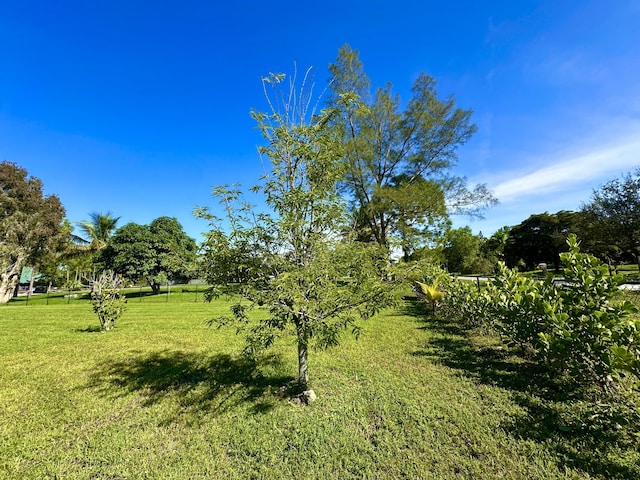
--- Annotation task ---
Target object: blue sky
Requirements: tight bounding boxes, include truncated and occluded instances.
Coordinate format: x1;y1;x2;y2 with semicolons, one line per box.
1;0;639;242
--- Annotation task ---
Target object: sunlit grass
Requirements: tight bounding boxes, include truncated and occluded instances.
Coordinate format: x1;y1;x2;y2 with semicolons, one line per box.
1;295;638;479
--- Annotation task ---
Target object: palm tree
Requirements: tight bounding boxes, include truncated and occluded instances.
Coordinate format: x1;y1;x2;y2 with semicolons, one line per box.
76;212;121;251
64;212;121;290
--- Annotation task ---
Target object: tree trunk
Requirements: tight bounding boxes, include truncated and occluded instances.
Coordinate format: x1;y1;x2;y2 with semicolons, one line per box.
28;266;37;300
296;323;309;387
150;282;161;295
0;257;25;305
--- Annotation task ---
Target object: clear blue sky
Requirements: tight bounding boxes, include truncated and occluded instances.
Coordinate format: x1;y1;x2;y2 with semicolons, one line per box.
2;0;639;242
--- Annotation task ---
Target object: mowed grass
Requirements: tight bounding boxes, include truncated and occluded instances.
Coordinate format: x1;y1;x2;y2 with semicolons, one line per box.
1;293;638;479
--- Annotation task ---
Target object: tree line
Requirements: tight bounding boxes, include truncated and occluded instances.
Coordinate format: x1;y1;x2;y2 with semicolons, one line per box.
435;168;640;275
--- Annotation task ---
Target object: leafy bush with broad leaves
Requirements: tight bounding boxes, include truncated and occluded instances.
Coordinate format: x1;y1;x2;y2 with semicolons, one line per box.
91;270;126;331
485;235;639;392
405;261;488;328
539;235;639;390
439;279;488;329
483;263;558;352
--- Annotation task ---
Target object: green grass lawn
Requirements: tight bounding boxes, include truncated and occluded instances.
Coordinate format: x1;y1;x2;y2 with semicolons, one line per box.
1;293;638;479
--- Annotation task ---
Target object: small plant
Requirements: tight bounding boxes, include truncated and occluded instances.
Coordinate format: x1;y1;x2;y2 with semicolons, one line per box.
91;270;126;331
484;262;557;353
415;280;445;315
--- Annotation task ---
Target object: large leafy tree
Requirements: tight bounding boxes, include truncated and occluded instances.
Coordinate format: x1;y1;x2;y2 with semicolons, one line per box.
100;216;197;294
579;168;640;267
0;162;66;303
199;69;395;389
504;211;579;271
442;227;483;274
328;44;495;257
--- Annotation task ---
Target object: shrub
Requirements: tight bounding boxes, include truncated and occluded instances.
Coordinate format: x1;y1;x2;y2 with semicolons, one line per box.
439;279;488;329
91;271;126;331
483;263;558;352
539;235;639;390
484;235;639;392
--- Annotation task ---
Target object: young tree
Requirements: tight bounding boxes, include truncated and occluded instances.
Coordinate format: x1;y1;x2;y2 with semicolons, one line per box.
0;162;66;304
100;217;197;294
91;270;126;331
328;45;496;256
199;68;395;390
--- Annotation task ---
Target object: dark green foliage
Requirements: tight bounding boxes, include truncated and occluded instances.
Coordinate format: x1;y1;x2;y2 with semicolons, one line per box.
100;217;197;294
579;168;640;266
504;210;579;271
0;161;66;304
442;227;482;274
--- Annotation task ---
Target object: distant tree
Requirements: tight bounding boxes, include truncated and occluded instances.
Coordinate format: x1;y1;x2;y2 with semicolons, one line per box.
199;69;395;390
504;211;579;271
481;226;511;265
579;168;640;267
76;212;120;251
442;227;484;274
100;216;197;294
55;212;122;287
328;44;496;256
0;162;66;304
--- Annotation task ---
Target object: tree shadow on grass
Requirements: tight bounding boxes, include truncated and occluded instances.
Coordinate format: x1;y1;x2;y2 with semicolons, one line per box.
75;325;103;333
86;350;295;420
122;290;160;300
409;306;640;480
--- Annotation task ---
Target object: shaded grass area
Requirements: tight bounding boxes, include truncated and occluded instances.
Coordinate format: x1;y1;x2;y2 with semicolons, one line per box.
8;284;210;306
1;298;638;478
406;299;640;480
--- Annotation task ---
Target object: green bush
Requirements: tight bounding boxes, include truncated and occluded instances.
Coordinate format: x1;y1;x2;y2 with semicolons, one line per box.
485;235;639;392
483;263;558;352
91;271;126;331
406;261;488;328
439;279;488;329
540;235;639;390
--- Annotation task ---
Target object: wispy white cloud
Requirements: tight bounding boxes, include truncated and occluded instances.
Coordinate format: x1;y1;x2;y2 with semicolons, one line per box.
531;50;608;85
484;126;640;203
